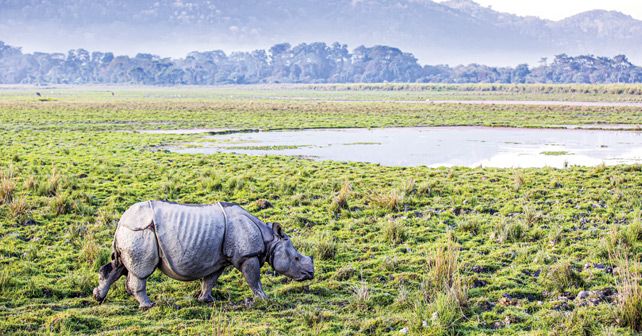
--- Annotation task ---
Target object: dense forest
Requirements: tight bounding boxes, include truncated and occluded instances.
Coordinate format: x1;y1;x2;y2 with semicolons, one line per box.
2;41;642;84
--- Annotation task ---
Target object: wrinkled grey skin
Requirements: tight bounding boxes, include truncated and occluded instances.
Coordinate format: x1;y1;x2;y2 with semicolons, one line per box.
93;201;314;308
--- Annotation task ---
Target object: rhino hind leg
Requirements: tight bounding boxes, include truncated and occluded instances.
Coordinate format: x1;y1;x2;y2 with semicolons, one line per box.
197;268;225;303
127;274;155;309
125;273;133;295
115;222;159;308
93;260;126;303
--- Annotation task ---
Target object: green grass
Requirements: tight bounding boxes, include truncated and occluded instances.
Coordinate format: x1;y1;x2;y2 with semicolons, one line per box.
0;86;641;334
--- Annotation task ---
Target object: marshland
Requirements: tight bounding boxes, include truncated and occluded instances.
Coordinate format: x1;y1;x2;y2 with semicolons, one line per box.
0;84;641;334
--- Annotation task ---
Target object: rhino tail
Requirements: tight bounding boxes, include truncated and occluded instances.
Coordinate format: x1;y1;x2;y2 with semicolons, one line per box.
111;236;121;268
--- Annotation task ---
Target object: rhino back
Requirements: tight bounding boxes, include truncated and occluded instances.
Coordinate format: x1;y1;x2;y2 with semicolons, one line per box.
151;201;226;279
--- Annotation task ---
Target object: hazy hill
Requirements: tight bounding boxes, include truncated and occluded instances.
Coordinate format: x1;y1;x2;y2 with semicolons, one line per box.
1;0;641;65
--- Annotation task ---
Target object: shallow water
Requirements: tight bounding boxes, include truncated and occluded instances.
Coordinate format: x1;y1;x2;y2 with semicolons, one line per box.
169;127;642;168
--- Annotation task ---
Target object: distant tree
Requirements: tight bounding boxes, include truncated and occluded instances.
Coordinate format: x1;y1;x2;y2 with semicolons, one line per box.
0;40;641;85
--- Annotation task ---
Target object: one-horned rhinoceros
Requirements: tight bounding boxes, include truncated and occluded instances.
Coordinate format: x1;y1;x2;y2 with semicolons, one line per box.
93;201;314;308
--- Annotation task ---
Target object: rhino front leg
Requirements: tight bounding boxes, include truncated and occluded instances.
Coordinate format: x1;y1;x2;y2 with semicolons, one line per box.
127;275;155;309
240;257;268;299
198;268;225;303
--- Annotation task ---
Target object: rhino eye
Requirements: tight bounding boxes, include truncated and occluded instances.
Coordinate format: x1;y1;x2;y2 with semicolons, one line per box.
295;256;300;261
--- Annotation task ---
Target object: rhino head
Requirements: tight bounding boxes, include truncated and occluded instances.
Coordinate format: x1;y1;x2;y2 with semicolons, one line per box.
268;223;314;281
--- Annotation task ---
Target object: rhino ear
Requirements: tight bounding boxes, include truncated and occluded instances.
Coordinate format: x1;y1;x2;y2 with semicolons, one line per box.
272;222;284;238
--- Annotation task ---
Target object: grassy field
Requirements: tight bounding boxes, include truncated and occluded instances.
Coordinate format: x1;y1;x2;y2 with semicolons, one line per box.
5;83;642;103
0;86;641;335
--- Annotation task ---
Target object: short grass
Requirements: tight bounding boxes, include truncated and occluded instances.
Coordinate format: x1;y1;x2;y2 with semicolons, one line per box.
0;86;641;335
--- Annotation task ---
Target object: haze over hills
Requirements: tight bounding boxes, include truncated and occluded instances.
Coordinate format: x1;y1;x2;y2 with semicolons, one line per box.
1;0;642;65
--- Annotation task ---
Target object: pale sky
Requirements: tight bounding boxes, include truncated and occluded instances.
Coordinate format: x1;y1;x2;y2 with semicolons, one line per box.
436;0;642;20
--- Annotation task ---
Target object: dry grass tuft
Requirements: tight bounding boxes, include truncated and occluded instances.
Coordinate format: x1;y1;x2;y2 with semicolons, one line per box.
512;170;525;191
80;234;100;265
45;168;63;196
415;236;468;334
334;264;355;281
492;217;527;243
0;178;16;205
50;193;71;215
424;237;468;307
369;189;404;211
211;305;234;336
612;253;642;332
383;218;407;245
23;175;37;191
522;205;543;227
400;178;416;195
351;280;370;309
541;260;583;292
9;196;30;223
330;180;351;213
313;232;337;260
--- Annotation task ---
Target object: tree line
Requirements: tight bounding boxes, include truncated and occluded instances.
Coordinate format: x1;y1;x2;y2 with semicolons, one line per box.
2;41;642;85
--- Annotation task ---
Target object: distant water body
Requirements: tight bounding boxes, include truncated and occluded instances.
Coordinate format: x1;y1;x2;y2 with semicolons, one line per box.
168;127;642;168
